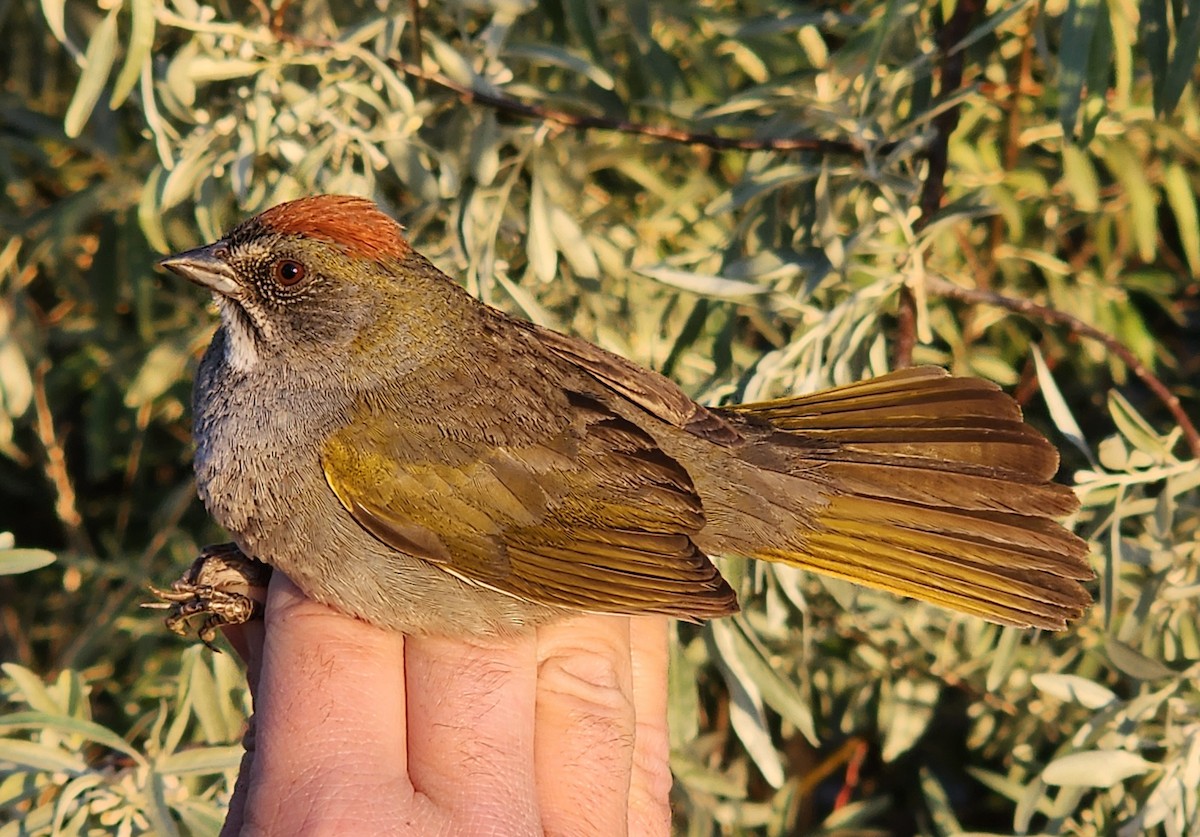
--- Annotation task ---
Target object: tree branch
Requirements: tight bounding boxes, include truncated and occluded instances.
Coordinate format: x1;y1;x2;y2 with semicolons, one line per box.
926;276;1200;458
387;59;872;157
896;0;985;368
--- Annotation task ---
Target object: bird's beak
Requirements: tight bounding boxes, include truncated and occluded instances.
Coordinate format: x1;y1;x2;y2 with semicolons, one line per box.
158;243;240;297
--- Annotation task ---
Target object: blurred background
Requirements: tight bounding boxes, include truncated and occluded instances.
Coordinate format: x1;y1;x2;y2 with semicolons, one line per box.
1;0;1198;833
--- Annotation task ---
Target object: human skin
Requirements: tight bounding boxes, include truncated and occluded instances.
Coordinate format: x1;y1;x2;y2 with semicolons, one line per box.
220;572;673;836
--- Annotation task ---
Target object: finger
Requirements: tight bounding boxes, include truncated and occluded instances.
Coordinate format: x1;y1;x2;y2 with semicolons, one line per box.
627;617;672;836
220;617;265;692
238;573;417;834
218;713;256;837
218;599;265;836
403;631;541;834
535;615;636;836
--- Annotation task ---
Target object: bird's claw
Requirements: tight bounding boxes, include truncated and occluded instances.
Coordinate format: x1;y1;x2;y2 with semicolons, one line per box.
144;543;272;650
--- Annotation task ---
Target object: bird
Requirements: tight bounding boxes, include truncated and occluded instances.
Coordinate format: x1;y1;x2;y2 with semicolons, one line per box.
153;194;1092;639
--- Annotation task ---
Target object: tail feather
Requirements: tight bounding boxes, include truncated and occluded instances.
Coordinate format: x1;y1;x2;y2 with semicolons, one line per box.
813;459;1080;516
720;367;1093;630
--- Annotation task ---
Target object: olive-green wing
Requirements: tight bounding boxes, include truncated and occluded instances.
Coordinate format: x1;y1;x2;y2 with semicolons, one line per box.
320;392;737;619
521;321;743;445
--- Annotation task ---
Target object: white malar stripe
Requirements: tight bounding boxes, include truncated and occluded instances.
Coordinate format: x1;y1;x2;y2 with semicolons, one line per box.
218;296;261;373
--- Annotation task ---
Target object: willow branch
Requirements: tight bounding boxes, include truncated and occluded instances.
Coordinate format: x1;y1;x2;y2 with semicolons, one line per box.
925;276;1200;458
896;0;984;368
388;59;871;157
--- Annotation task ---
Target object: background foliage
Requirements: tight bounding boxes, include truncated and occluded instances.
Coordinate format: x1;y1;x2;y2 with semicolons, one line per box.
2;0;1199;833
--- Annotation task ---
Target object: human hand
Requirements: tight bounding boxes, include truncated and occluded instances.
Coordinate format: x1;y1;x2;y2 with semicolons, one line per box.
220;572;673;836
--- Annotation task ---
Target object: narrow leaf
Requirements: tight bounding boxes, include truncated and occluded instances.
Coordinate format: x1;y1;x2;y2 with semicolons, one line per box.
708;621;785;787
1158;0;1200;114
64;8;119;137
0;739;86;773
636;265;768;299
0;548;56;576
155;744;244;775
1104;637;1174;680
0;711;145;763
1043;750;1155;787
1163;162;1200;277
1032;346;1094;465
110;0;156;107
1057;0;1102;137
1031;673;1117;708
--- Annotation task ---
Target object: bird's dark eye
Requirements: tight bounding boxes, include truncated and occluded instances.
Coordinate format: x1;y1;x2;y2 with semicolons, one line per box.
273;259;306;286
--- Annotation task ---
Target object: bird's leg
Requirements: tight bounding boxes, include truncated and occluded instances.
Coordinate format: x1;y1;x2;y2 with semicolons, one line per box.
144;543;272;649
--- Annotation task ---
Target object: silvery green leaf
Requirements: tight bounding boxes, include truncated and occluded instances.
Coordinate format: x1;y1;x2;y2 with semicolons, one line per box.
879;677;938;762
1062;142;1101;211
708;620;785;787
161;141;214;209
2;664;61;715
0;711;144;764
0;739;86;773
0;313;33;418
145;771;183;837
549;207;599;279
985;625;1022;692
1104;638;1174;681
505;44;615;89
428;36;480;87
528;179;558;283
173;799;230;836
1031;673;1117;708
1032;345;1093;465
187;57;263;85
40;0;71;48
185;650;239;744
635;265;767;299
64;8;119;137
165;40;200;109
1043;750;1155;787
1102;142;1159;263
1109;389;1170;459
0;549;56;576
726;616;818;745
155;744;244;775
706;165;820;216
110;0;156;107
50;774;104;836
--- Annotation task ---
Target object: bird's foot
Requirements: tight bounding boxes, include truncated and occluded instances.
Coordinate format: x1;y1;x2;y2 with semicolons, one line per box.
145;543;272;650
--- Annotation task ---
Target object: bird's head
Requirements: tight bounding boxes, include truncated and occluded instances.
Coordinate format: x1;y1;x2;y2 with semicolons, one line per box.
159;195;462;377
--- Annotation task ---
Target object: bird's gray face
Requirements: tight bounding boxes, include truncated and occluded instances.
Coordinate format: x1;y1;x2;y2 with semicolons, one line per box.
159;233;379;375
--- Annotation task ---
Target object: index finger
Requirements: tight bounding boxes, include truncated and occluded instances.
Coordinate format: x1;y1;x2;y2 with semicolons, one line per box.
234;573;415;833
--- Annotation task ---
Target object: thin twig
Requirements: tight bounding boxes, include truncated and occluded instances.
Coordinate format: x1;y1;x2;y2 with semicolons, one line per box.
983;4;1037;290
32;362;94;556
271;0;294;33
916;0;981;227
897;0;984;368
408;0;425;71
248;0;271;28
894;285;918;369
55;481;196;670
387;59;872;157
926;276;1200;458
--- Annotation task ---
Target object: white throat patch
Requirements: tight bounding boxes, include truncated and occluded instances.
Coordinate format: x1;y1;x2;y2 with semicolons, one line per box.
217;296;262;373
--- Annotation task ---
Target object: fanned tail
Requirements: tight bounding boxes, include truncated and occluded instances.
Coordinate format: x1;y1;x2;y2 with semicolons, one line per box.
724;367;1093;629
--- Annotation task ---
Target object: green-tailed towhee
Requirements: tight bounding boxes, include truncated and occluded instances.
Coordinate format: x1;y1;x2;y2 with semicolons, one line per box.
154;194;1091;638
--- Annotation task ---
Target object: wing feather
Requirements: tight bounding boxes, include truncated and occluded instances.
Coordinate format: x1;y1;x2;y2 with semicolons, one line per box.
321;392;738;619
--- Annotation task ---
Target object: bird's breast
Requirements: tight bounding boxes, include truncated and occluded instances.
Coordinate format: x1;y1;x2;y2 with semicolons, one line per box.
192;355;350;559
